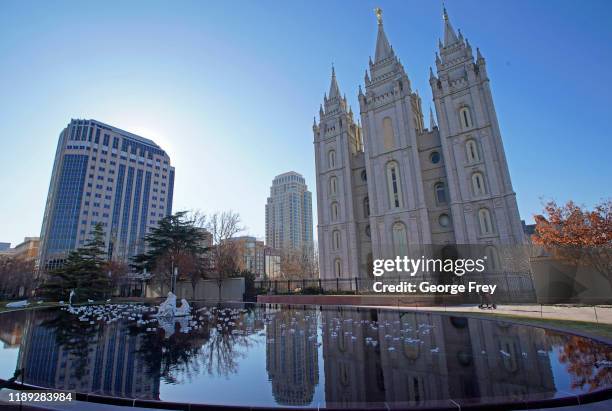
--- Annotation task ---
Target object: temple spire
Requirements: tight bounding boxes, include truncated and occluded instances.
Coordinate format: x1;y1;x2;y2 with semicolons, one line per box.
442;6;458;47
373;7;393;62
328;64;340;99
429;107;437;129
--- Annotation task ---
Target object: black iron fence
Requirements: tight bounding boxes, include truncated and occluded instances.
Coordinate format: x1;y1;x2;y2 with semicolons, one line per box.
254;271;537;303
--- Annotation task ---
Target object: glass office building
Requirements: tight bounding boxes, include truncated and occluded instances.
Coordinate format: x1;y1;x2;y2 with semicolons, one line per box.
39;119;174;270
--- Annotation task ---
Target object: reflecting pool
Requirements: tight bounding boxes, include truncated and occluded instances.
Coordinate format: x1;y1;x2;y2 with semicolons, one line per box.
0;303;611;408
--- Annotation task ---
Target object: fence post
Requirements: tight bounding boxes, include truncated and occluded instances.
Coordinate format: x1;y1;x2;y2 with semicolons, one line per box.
319;278;322;290
336;278;339;293
303;279;306;290
275;280;278;294
355;277;358;293
288;279;291;293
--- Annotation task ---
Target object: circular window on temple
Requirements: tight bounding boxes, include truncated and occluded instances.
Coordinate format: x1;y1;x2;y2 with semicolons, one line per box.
430;151;441;164
438;213;450;227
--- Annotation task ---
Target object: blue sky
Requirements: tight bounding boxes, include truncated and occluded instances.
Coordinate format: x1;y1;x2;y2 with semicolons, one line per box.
1;0;611;246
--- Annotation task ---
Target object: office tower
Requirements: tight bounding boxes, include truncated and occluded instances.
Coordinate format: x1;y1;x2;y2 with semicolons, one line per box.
265;172;313;252
314;8;525;279
39;119;174;270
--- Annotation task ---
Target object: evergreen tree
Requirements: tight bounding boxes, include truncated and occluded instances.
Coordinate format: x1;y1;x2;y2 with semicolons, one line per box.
132;211;206;294
40;223;113;302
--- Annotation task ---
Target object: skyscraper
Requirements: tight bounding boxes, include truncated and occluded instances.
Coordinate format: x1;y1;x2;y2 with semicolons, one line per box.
38;119;174;270
265;172;313;252
314;8;525;280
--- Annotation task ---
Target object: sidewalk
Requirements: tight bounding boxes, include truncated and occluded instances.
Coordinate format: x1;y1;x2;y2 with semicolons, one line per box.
403;303;612;324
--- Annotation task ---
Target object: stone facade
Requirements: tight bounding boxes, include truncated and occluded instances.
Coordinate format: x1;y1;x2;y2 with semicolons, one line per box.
314;9;525;280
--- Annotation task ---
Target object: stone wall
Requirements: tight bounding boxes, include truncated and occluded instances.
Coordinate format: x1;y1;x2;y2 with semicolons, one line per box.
146;277;245;301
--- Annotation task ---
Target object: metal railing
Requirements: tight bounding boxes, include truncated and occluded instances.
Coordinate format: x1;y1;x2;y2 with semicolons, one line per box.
254;272;537;303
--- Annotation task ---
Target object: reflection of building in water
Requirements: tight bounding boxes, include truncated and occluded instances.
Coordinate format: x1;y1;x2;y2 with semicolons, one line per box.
322;309;555;406
0;310;25;348
17;311;160;400
266;308;319;405
321;308;386;406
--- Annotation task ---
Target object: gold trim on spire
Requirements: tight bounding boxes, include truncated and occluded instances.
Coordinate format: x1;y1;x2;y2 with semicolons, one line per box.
374;7;383;25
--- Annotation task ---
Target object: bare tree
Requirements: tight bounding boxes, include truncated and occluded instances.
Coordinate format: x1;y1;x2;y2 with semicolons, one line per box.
0;256;35;298
279;244;317;281
203;211;244;300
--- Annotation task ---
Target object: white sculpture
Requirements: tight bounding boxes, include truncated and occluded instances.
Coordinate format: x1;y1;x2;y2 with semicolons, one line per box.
156;292;191;318
175;299;191;317
157;292;177;318
69;289;75;306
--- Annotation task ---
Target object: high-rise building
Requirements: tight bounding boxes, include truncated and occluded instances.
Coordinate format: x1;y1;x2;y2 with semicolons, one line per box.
38;119;174;270
313;8;525;280
265;172;313;252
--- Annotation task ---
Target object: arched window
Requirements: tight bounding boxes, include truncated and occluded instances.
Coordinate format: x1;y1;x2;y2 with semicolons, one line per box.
363;196;370;218
434;182;447;205
329;176;337;195
332;230;340;250
485;245;500;271
459;107;473;129
334;258;342;277
392;222;408;257
478;208;494;235
466;139;479;163
382;117;395;150
328;150;336;168
386;161;403;209
331;202;339;221
472;172;486;196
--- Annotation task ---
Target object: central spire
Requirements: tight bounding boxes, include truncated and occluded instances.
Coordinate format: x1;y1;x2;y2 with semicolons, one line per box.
442;6;458;47
373;7;393;63
328;64;340;99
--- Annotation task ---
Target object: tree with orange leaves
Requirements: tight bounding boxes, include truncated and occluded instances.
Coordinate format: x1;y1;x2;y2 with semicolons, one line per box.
532;200;612;285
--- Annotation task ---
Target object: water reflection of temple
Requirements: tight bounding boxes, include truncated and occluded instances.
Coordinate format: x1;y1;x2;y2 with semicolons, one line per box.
321;308;555;406
16;310;160;400
266;307;319;405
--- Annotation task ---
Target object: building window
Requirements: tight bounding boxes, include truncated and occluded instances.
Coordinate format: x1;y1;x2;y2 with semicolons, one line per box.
434;182;447;205
382;117;395;150
363;197;370;218
392;222;408;257
365;225;371;238
334;259;342;277
361;169;367;182
331;202;339;221
466;139;480;163
438;213;451;227
472;172;486;196
485;245;500;271
332;230;340;250
329;176;337;195
478;208;494;235
430;151;441;164
459;106;473;129
328;150;336;168
386;161;403;209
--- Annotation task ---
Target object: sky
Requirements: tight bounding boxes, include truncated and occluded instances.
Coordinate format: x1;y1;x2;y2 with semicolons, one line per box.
1;0;611;247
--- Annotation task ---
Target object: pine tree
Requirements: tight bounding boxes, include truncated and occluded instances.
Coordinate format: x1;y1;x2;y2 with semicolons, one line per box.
132;211;206;294
40;223;113;302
